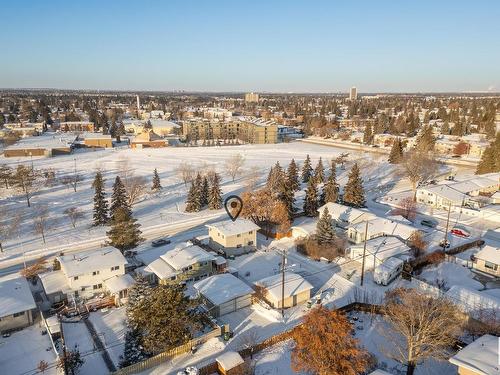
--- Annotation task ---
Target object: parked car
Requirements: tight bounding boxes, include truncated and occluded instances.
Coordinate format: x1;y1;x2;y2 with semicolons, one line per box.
451;227;470;238
421;219;437;228
152;238;171;247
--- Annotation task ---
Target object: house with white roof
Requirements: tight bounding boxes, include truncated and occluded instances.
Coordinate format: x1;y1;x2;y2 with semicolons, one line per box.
255;272;313;309
449;334;499;375
193;273;254;317
206;219;260;256
290;216;317;239
318;202;376;229
349;236;411;269
472;245;499;277
40;247;128;301
0;274;37;333
145;242;216;284
347;216;417;244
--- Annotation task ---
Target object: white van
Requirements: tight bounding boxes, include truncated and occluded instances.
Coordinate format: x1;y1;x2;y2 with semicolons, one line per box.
373;257;404;286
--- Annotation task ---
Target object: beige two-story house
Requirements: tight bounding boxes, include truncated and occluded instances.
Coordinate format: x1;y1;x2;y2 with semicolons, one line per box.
206;219;260;256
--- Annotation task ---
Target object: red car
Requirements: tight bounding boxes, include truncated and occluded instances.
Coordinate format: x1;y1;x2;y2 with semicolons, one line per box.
450;228;470;238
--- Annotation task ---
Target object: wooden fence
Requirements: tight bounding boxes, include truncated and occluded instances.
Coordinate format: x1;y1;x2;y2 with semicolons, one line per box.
112;325;222;375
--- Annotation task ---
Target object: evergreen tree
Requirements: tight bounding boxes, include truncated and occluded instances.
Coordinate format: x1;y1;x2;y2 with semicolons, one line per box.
388;138;404;164
107;207;144;252
151;169;161;191
126;274;152;325
315;207;336;244
110;176;131;221
303;178;319;217
301;154;313;183
343;163;365;208
415;125;436;153
278;177;295;219
267;162;284;193
287;159;300;191
185;175;202;212
201;176;209;206
363;124;373;144
92;171;108;226
120;329;147;368
208;173;222;210
314;157;325;184
476;133;500;174
321;163;339;204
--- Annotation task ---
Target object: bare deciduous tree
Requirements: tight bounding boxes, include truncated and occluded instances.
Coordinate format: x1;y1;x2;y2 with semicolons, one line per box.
401;151;439;200
12;164;40;207
408;231;427;257
382;288;465;375
224;153;245;182
32;205;54;244
116;157;147;205
236;331;260;359
21;257;47;281
175;161;195;186
392;196;417;222
0;207;22;253
245;165;262;191
63;207;84;228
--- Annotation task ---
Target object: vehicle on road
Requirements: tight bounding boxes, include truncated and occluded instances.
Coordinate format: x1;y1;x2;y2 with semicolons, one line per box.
421;219;437;228
450;227;470;238
152;238;171;247
439;239;451;248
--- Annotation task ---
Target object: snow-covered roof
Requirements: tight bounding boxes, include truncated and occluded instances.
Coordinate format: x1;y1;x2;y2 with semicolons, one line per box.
39;270;71;295
104;274;135;294
58;248;127;278
349;217;416;240
290;216;318;236
445;285;500;313
193;273;253;306
318;202;376;224
475;245;499;265
418;184;465;203
449;334;499;375
255;272;313;301
132;130;165;142
146;257;177;280
0;274;36;318
206;219;260;237
350;236;411;262
160;243;215;271
369;370;394;375
216;351;244;371
5;133;76;150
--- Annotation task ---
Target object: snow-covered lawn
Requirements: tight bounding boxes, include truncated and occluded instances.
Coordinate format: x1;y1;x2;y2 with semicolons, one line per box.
62;321;108;375
88;307;127;368
419;262;483;291
0;324;58;375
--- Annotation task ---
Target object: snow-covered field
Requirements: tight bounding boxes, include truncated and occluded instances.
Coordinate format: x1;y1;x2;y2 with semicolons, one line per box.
0;324;58;375
1;142;396;267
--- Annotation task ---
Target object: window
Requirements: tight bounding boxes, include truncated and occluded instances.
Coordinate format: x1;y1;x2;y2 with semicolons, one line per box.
237;234;241;237
93;284;102;290
81;287;86;291
170;276;176;281
74;276;79;281
13;311;25;317
92;271;100;276
248;241;254;246
484;261;498;271
111;266;119;271
248;231;253;234
236;244;242;248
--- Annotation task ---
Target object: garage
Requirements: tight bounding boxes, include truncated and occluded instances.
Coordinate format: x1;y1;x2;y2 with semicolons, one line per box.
193;273;254;317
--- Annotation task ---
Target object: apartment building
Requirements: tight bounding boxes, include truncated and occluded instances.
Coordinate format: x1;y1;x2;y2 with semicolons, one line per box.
59;121;95;132
245;92;259;103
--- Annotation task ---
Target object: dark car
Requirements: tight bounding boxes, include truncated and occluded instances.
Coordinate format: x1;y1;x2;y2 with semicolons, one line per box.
152;238;171;247
439;239;451;249
421;219;437;228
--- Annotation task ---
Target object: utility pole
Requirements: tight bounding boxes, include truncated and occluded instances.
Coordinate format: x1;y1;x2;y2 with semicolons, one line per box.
281;250;286;317
442;202;452;252
73;157;77;192
360;220;369;286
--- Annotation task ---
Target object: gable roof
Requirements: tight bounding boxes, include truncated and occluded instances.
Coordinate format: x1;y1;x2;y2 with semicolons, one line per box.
449;335;499;375
349;217;416;240
0;274;36;317
350;236;411;262
193;273;253;305
256;272;313;301
475;245;499;265
318;202;376;224
58;248;127;278
206;219;260;237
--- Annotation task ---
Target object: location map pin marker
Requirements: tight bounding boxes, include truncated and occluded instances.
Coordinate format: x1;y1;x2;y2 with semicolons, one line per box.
224;195;243;222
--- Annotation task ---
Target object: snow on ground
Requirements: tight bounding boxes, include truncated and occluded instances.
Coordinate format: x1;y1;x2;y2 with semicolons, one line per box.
88;307;127;368
418;262;483;291
62;321;108;375
0;324;58;375
253;340;303;375
1;141;388;266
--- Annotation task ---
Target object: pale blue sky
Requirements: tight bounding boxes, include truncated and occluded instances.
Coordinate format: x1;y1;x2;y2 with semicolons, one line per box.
1;0;499;92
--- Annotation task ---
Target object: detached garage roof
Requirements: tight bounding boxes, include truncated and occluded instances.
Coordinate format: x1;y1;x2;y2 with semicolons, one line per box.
216;351;244;371
255;272;313;301
0;274;36;318
193;273;253;306
449;334;499;375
